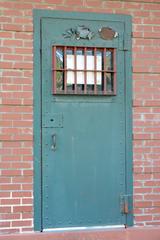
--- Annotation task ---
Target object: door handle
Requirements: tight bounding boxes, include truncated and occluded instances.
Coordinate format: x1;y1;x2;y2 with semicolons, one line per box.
51;133;56;151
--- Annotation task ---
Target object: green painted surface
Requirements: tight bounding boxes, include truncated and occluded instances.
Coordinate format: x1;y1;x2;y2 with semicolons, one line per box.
33;10;133;231
33;12;42;231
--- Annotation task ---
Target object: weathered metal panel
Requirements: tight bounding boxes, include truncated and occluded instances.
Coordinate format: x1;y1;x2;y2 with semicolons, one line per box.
124;16;133;227
33;12;42;231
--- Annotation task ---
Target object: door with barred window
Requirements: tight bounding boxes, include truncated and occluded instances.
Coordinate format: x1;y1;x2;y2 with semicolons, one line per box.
38;10;132;230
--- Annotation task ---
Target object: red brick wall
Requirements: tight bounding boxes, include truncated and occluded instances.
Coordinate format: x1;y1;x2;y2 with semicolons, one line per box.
0;0;160;234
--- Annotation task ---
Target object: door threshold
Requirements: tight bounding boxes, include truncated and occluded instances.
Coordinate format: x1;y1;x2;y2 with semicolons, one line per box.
43;225;125;232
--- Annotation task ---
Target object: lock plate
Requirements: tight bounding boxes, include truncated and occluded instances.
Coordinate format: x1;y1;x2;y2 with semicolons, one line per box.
42;113;63;128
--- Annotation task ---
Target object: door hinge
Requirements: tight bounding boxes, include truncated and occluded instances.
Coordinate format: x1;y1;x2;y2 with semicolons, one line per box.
120;194;132;215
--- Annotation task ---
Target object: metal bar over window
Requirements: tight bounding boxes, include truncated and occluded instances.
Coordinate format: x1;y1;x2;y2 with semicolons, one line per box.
84;47;87;94
74;47;77;94
103;48;107;95
94;47;97;94
53;46;56;94
113;49;117;95
64;46;67;93
52;46;116;96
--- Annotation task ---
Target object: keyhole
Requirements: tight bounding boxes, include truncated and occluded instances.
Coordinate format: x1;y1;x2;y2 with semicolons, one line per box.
50;118;54;122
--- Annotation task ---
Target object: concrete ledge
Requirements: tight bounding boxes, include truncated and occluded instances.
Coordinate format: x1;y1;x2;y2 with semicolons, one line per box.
0;227;160;240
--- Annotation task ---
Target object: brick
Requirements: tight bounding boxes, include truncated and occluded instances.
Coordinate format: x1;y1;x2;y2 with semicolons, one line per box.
12;120;32;127
135;188;152;194
15;47;33;54
135;215;153;222
13;206;32;213
143;3;160;10
0;192;10;198
144;194;160;201
12;3;33;9
12;192;32;198
15;32;33;40
22;213;33;219
103;1;123;8
0;163;11;169
12;220;32;227
11;148;32;156
135;201;153;208
23;25;33;32
0;47;12;53
2;84;22;91
11;162;32;169
1;170;21;176
146;222;160;226
1;199;20;205
0;222;10;228
14;17;32;24
0;62;13;69
0;207;11;213
12;176;32;183
3;55;23;61
0;213;20;220
45;0;64;3
0;184;21;191
2;9;23;16
85;0;103;8
0;17;12;23
21;227;33;232
2;24;23;31
0;32;13;38
145;208;160;214
65;0;83;5
0;178;11;184
0;229;19;234
13;62;33;69
22;184;33;190
22;198;33;205
1;156;21;162
23;170;33;176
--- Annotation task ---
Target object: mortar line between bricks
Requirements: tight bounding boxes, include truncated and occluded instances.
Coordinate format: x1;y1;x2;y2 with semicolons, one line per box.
0;104;33;107
134;37;160;40
133;106;160;108
0;140;32;142
134;172;160;174
0;29;33;33
2;0;160;5
133;72;160;74
133;139;160;141
102;0;160;4
1;68;33;70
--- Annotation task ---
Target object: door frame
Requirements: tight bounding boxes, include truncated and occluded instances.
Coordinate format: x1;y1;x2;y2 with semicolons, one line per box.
33;9;133;231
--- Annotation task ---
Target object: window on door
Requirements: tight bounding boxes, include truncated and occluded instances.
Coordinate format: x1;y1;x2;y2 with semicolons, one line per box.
52;46;116;95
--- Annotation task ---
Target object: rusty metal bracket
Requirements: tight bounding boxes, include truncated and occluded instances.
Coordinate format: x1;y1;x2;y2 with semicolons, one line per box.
120;194;132;215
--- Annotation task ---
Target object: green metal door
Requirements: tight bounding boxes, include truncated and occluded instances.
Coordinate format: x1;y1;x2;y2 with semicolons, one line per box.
36;10;132;230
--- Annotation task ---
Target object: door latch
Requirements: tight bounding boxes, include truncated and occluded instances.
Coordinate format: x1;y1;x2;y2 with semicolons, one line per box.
51;133;56;151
